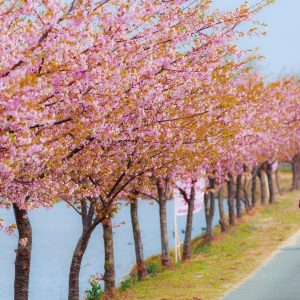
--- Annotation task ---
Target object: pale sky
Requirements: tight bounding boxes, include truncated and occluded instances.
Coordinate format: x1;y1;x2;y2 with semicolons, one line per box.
213;0;300;77
65;0;299;77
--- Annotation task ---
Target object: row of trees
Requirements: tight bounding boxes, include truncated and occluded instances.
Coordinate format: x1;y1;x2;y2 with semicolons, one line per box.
2;0;300;299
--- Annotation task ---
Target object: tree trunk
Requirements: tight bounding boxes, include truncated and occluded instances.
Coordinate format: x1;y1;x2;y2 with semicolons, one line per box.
13;204;32;300
103;218;115;296
227;173;236;226
251;166;258;207
292;154;300;190
158;199;171;269
155;178;172;269
130;199;146;280
236;174;243;218
243;173;251;213
68;226;95;300
204;192;209;225
182;184;195;261
275;169;283;196
217;189;227;232
205;177;215;241
267;162;275;204
258;166;267;206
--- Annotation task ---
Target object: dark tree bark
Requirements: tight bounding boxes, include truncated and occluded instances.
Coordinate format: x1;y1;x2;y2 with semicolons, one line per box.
182;197;194;260
158;198;171;268
292;154;300;190
205;177;215;241
258;164;267;206
156;177;172;269
217;189;227;233
68;226;95;300
267;162;275;204
227;172;236;226
236;174;243;218
68;200;101;300
13;204;32;300
204;191;209;225
275;169;283;196
179;180;196;261
251;166;258;208
130;194;146;280
243;175;251;213
103;217;115;295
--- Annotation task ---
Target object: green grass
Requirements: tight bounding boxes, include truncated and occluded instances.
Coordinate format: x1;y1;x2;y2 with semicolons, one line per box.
119;172;300;300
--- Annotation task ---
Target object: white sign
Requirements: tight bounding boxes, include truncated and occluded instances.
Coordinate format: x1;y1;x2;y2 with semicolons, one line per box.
174;177;206;216
272;161;279;172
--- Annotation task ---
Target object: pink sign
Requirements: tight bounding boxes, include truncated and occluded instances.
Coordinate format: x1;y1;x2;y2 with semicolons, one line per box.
174;178;206;216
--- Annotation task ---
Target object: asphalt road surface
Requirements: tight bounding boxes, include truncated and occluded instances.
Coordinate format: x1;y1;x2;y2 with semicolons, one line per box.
223;233;300;300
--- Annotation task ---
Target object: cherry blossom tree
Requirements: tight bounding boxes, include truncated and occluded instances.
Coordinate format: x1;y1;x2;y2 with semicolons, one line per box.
0;0;276;299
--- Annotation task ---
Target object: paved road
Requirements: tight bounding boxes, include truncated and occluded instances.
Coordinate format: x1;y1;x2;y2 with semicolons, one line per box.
223;233;300;300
